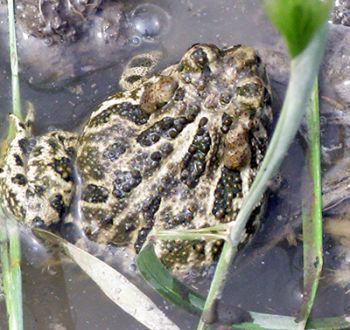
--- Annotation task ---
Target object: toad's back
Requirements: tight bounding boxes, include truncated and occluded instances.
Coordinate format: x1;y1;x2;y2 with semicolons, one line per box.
77;44;272;270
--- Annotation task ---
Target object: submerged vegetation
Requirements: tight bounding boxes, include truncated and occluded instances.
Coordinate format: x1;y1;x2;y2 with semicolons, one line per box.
2;0;350;329
0;0;23;329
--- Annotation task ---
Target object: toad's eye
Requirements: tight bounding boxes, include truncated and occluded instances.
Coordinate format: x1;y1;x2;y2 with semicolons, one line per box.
179;44;220;74
190;47;209;68
235;77;265;110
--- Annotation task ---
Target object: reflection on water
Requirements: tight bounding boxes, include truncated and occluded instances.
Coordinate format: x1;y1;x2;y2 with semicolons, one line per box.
0;0;350;329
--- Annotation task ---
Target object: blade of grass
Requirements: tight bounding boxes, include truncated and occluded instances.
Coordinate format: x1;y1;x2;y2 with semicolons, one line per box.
0;0;24;329
7;0;22;139
137;241;205;314
0;212;23;330
235;313;350;330
305;316;350;330
34;229;180;330
298;80;323;326
263;0;332;58
8;0;21;115
151;225;229;241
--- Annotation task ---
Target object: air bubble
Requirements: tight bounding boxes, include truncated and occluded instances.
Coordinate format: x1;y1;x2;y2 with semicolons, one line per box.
128;4;170;40
130;35;142;46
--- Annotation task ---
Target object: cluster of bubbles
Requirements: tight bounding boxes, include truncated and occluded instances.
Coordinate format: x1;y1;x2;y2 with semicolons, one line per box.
5;2;171;88
16;1;170;47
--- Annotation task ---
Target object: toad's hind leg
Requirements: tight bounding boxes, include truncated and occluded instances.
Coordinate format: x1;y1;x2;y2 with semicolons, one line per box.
119;50;163;91
0;114;31;220
25;130;78;228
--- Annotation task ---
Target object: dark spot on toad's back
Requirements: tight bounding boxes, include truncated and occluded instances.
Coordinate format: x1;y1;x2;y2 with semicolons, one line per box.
32;146;43;157
88;101;150;127
221;113;234;134
125;75;143;85
14;154;24;166
52;157;74;181
134;226;153;253
50;194;66;217
142;195;161;222
137;116;189;146
103;142;126;161
185;106;200;122
112;102;150;126
100;214;114;228
181;123;211;188
11;174;28;186
236;82;260;97
18;138;30;155
48;138;60;151
174;87;185;101
34;185;45;196
212;167;242;221
112;170;142;199
82;184;109;203
160;143;174;156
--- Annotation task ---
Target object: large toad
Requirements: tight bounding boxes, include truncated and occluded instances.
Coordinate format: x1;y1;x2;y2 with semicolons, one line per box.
0;44;272;271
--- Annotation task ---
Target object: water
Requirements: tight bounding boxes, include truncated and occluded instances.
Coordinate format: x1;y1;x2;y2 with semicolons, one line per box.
0;0;350;329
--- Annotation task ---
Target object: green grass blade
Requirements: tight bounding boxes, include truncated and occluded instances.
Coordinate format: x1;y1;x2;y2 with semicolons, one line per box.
7;0;22;140
298;80;323;326
263;0;332;58
0;213;23;330
306;316;350;330
0;0;24;329
151;225;229;241
7;221;22;330
137;241;205;314
235;314;350;330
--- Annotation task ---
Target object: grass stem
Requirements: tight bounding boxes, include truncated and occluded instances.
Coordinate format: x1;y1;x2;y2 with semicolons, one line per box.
0;0;24;329
298;80;323;326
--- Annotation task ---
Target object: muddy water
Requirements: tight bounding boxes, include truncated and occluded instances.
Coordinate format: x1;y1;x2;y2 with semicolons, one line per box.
0;0;350;329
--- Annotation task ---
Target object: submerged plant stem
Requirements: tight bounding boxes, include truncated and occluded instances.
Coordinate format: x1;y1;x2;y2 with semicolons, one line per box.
0;0;24;329
299;80;323;326
0;215;23;330
152;225;229;241
7;0;22;140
